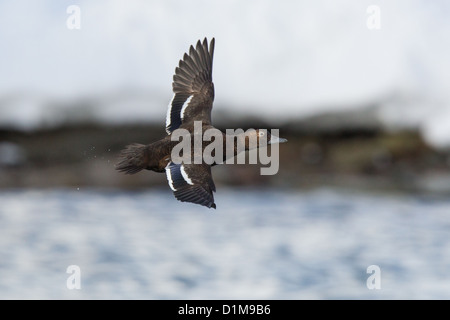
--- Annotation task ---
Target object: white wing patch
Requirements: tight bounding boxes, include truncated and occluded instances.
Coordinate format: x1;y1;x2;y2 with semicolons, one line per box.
166;94;193;134
166;95;175;133
165;162;193;191
165;163;176;191
180;95;193;120
180;165;194;185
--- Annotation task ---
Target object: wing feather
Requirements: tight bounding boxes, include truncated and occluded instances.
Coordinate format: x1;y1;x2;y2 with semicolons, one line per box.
165;162;216;209
166;38;215;134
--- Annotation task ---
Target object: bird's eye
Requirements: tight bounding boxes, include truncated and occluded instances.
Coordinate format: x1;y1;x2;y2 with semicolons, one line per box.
258;131;265;137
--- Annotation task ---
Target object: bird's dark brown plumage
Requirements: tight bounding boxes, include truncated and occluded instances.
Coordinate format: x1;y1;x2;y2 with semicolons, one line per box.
166;38;215;134
115;38;286;209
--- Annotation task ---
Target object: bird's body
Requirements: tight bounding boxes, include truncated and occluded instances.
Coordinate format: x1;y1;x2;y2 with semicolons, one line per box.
116;38;286;209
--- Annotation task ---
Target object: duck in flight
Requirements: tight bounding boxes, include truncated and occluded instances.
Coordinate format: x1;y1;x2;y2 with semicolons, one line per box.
116;38;287;209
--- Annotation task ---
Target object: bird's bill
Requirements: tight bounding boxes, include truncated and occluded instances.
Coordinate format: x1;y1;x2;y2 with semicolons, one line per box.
268;135;288;145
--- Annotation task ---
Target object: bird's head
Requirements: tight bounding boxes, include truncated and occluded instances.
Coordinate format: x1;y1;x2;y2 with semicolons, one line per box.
244;129;288;150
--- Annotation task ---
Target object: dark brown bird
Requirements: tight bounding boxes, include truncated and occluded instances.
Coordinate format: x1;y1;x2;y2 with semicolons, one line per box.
116;38;286;209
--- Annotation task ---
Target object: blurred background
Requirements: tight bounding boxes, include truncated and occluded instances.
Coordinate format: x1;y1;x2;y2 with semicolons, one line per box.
1;0;450;299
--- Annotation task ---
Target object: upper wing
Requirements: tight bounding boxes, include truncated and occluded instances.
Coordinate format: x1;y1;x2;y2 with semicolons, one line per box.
165;38;215;134
165;162;216;209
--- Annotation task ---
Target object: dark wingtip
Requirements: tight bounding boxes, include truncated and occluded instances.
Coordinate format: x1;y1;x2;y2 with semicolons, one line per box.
209;38;215;54
211;203;216;209
196;39;203;49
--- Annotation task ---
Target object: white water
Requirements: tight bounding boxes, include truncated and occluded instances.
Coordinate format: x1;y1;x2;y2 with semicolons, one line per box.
0;188;449;299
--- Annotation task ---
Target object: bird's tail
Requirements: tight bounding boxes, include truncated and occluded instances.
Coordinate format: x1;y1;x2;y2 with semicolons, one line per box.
115;143;148;174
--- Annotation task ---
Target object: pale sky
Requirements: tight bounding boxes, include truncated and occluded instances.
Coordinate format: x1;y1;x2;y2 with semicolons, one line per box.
1;0;450;145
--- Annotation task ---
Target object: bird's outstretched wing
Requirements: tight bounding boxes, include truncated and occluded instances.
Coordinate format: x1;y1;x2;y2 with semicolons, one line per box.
165;162;216;209
166;38;215;134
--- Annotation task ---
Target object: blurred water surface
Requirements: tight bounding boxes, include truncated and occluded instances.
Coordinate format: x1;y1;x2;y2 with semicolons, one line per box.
0;187;449;299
